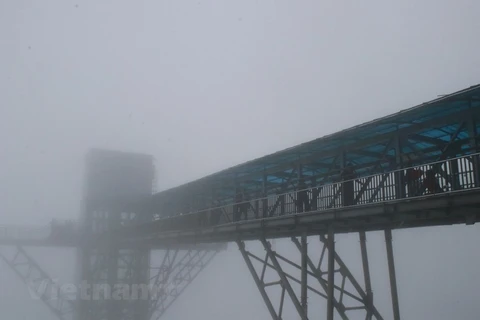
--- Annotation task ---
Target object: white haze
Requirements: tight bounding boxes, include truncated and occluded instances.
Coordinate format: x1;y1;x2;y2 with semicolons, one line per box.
1;0;479;319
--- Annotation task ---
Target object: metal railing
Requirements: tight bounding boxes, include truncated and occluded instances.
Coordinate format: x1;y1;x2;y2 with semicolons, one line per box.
0;219;78;243
148;152;480;229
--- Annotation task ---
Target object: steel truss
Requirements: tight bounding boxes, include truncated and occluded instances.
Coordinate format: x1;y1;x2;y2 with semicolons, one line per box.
237;232;387;320
0;246;75;320
146;101;480;217
149;248;218;320
0;244;219;320
75;243;151;320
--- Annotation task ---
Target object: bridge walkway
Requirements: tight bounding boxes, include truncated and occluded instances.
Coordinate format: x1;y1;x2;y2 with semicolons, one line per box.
119;152;480;245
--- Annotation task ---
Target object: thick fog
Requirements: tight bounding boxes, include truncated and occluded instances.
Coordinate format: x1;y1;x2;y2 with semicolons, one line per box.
1;0;480;319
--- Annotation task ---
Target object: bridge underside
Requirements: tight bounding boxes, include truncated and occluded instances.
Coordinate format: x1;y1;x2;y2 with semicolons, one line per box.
120;189;480;246
137;190;479;320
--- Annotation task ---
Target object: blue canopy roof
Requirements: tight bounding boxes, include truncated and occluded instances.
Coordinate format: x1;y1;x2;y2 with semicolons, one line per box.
148;84;480;209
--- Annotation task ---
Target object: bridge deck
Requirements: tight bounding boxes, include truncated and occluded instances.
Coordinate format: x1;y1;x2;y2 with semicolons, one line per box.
0;222;78;247
130;189;480;245
5;154;478;249
115;153;480;245
0;221;224;250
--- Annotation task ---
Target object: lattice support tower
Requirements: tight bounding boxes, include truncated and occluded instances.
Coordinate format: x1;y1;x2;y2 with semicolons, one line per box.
0;246;75;320
237;230;390;320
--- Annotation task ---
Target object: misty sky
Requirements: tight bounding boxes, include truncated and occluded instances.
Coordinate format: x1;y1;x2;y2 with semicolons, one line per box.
1;0;479;319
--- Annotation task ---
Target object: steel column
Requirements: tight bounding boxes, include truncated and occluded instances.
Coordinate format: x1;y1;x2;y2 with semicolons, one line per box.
148;249;179;319
151;249;218;320
291;238;349;320
467;115;480;187
301;232;308;315
263;172;269;218
394;134;404;199
261;238;308;320
385;229;400;320
237;241;278;320
359;231;373;320
319;235;384;320
473;154;480;188
327;226;335;320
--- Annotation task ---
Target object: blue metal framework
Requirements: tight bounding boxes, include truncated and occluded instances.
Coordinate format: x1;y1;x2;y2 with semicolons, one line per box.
131;84;480;219
118;152;480;244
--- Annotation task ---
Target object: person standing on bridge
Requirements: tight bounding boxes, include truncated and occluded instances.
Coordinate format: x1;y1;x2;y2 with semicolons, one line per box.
405;160;423;197
341;163;356;206
234;188;249;221
423;169;443;194
295;177;311;213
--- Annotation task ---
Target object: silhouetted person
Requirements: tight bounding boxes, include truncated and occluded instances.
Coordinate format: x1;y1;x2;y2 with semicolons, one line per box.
424;169;442;194
296;178;310;213
405;161;423;197
341;163;356;206
310;176;320;211
444;137;462;190
234;189;249;221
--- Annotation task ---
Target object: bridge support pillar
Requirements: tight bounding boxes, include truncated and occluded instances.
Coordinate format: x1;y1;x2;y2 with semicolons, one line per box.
360;231;374;320
149;248;219;319
327;226;335;320
237;241;279;319
385;229;401;320
76;149;155;320
239;234;384;320
0;246;75;320
261;238;308;319
300;232;308;316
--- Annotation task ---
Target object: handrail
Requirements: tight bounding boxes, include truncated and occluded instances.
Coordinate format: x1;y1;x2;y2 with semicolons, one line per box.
149;152;480;225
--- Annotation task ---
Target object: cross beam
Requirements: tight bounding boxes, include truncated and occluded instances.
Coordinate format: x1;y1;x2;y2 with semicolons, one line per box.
149;249;218;320
0;246;75;320
238;232;387;320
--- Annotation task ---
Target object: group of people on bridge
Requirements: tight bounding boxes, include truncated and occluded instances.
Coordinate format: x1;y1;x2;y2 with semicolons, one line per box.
405;161;444;196
230;161;447;223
